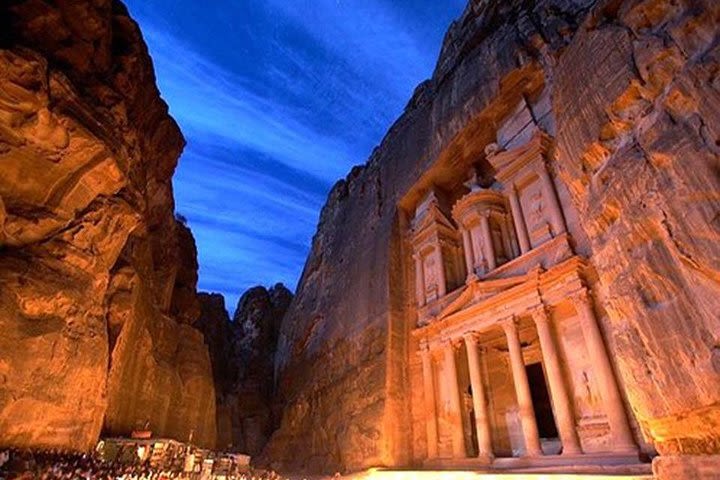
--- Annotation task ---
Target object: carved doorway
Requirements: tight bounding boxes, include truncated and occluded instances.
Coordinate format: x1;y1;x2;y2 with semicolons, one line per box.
525;363;559;441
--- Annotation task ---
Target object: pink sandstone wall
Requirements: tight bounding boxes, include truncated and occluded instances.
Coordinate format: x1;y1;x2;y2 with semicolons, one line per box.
264;0;720;476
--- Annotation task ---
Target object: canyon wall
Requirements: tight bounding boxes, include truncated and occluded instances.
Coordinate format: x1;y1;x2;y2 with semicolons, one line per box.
264;0;720;476
198;285;292;456
0;1;216;450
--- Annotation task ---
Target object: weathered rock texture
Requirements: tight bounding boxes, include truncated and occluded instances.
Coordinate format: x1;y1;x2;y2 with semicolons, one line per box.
0;1;216;450
263;0;720;475
198;285;292;456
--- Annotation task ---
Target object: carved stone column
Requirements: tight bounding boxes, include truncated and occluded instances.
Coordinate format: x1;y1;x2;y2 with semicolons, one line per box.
461;228;475;280
443;340;466;458
420;343;439;459
574;290;636;452
508;185;531;254
479;214;496;271
499;215;516;261
414;254;425;307
501;317;542;457
463;333;493;461
537;163;566;236
433;246;447;297
532;307;582;455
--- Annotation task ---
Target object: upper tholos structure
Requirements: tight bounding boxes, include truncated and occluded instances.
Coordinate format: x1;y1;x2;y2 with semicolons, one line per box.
1;1;719;480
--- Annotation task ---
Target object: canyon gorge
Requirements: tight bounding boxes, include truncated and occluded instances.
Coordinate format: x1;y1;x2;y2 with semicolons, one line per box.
1;0;720;479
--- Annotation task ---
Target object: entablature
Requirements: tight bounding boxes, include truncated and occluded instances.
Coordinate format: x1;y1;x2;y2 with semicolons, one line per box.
412;255;591;347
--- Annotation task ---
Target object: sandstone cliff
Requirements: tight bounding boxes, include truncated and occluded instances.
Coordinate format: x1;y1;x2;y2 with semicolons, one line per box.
264;0;720;476
0;1;216;450
198;285;293;456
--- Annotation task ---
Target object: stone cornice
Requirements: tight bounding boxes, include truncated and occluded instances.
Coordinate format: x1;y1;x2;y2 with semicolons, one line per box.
412;255;590;344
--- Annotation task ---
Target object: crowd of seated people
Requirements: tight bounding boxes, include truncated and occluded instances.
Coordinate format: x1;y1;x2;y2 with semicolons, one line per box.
0;449;288;480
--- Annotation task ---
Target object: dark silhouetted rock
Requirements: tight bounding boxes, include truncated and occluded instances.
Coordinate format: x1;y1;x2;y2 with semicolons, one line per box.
199;284;293;455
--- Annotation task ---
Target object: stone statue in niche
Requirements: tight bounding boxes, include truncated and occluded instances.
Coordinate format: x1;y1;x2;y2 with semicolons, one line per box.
424;256;438;300
491;224;507;263
473;235;487;274
528;190;544;227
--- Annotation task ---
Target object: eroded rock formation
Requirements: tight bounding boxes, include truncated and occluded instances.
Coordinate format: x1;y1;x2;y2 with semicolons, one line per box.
263;0;720;477
198;285;293;456
0;1;216;450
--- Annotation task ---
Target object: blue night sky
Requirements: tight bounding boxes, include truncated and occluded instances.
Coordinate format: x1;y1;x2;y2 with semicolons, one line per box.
124;0;467;313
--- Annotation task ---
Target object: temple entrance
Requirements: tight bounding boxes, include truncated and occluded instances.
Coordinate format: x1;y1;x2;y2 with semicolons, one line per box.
466;385;479;457
525;363;559;440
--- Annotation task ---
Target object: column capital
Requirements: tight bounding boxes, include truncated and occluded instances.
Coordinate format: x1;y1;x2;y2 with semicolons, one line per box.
444;338;462;352
500;315;519;334
462;331;480;346
536;158;553;176
530;304;550;324
419;341;432;355
570;287;592;306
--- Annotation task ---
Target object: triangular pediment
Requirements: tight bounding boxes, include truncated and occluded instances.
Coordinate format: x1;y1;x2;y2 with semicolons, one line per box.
436;274;529;320
412;201;455;234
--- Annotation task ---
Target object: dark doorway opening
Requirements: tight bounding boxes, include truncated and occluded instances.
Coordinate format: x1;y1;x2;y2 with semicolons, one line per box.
525;362;559;439
466;385;479;456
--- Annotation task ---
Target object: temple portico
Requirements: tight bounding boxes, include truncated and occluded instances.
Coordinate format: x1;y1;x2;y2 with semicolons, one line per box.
406;130;640;470
414;266;636;465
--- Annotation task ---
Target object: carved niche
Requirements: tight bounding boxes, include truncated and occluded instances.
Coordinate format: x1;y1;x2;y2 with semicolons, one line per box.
411;189;465;306
487;132;566;250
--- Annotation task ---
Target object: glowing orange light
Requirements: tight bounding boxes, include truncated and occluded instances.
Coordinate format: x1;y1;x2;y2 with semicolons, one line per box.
350;468;652;480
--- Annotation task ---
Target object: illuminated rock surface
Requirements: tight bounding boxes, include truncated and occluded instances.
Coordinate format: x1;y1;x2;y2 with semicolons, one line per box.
262;0;720;476
0;0;718;477
0;1;216;449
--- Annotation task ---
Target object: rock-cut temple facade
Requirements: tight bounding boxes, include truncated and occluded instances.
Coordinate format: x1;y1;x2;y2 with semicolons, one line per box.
264;1;720;478
409;129;641;467
1;1;719;479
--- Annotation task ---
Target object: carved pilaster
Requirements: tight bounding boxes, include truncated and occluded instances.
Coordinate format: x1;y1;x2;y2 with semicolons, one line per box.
508;184;531;254
537;162;566;236
572;289;636;452
419;342;439;459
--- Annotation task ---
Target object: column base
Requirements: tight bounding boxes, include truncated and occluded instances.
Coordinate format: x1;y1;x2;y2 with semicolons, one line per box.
612;444;640;455
562;447;584;456
524;449;544;458
423;450;648;472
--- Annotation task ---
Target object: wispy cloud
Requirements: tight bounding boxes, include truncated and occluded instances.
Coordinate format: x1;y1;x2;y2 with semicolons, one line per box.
141;23;357;182
125;0;465;313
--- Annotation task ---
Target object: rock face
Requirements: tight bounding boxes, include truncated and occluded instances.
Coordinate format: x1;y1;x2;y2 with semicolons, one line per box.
198;285;292;456
263;0;720;475
0;1;216;450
